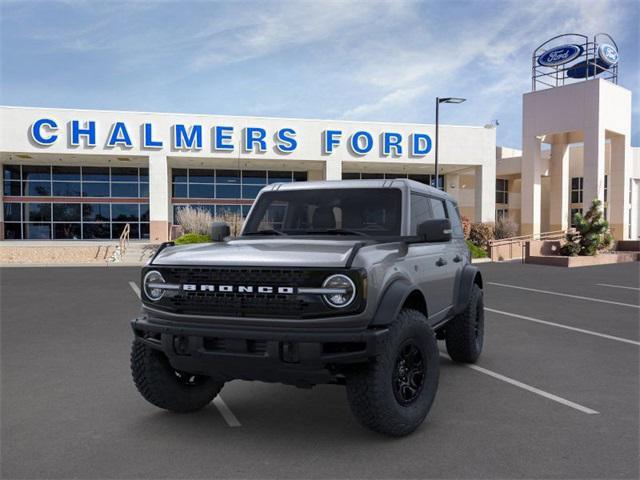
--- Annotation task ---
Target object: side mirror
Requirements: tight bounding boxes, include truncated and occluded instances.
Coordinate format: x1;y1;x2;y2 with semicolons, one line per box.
417;219;452;242
211;222;231;242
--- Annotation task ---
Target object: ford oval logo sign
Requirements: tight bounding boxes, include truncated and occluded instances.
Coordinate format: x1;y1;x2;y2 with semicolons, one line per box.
538;44;583;67
598;44;618;67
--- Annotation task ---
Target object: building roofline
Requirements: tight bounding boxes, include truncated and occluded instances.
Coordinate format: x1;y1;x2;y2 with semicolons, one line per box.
0;104;488;130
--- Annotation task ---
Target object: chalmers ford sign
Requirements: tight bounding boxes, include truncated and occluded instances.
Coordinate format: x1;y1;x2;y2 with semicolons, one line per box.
29;118;434;157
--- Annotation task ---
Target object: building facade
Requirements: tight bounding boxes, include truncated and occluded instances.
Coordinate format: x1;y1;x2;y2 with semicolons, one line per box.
0;106;497;242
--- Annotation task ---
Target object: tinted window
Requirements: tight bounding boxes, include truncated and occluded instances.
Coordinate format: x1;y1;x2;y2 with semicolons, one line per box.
429;198;448;220
410;194;432;234
3;165;21;181
83;203;110;221
4;203;21;221
82;167;109;181
53;204;81;221
245;188;402;236
111;183;139;197
446;200;464;238
52;182;81;197
111;167;138;182
82;182;110;197
23;165;50;181
52;166;80;181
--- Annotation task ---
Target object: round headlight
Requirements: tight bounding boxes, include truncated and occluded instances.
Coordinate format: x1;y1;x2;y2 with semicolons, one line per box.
322;274;356;308
143;270;165;301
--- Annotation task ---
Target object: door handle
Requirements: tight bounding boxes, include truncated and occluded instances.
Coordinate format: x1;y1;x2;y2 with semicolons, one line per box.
436;257;447;267
453;255;463;263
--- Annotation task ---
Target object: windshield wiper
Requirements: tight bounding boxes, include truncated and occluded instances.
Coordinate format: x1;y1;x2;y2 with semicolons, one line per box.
243;229;286;236
304;228;367;237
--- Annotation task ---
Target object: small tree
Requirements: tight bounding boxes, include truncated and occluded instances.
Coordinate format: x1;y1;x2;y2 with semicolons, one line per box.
560;199;613;256
494;217;519;239
176;206;213;235
469;222;495;250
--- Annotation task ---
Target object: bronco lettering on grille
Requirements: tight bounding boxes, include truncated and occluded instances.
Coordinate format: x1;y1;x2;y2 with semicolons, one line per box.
182;284;295;294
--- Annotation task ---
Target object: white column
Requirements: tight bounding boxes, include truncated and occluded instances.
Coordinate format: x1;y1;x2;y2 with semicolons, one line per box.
582;126;606;210
324;159;342;180
148;153;170;242
549;136;570;231
521;135;542;236
609;134;631;240
474;162;495;223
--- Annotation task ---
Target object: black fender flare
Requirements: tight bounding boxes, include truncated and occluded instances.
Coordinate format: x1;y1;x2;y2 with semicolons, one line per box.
453;265;483;315
370;278;420;326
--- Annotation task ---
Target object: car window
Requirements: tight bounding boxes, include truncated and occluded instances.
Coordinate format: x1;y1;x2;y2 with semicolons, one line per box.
446;200;464;238
429;198;448;220
410;194;432;234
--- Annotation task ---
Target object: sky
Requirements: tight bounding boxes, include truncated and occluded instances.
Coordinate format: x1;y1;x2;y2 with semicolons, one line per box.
1;0;638;149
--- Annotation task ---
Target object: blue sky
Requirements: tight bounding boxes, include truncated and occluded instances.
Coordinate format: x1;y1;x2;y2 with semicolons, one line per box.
1;0;638;148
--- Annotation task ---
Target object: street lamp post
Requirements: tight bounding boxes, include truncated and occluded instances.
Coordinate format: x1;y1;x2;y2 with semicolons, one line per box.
435;97;466;190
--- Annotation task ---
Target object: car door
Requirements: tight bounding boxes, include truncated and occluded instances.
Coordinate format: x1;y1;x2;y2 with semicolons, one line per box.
423;197;458;318
406;193;452;320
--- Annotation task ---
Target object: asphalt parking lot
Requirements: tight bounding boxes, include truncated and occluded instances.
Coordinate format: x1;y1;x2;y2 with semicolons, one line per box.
1;262;639;479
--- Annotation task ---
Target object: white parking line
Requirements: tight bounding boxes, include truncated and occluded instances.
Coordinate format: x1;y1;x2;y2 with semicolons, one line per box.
486;307;640;347
128;281;242;427
442;355;599;415
129;281;141;299
596;283;640;291
488;282;640;309
213;397;242;427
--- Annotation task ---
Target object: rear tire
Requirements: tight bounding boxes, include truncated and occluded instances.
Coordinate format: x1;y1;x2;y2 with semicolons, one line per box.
345;309;439;437
131;340;224;413
445;283;484;363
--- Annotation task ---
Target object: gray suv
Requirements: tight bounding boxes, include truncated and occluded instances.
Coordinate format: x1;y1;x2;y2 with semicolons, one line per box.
130;179;484;436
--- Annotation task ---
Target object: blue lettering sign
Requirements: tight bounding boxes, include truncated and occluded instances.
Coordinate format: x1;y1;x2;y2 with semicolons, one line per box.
107;122;133;147
244;127;267;152
383;132;403;156
71;120;96;147
214;126;234;151
323;130;342;154
275;128;297;153
350;131;373;155
143;123;163;148
538;44;583;67
30;118;58;145
411;133;432;156
173;124;202;149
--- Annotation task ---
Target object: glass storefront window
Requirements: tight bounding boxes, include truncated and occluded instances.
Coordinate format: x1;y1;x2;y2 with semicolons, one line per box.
82;182;110;197
188;184;215;198
52;182;81;197
112;204;139;222
242;170;266;185
22;165;51;181
3;164;21;181
4;223;22;239
111;183;139;197
24;223;51;239
24;181;51;196
54;223;81;239
216;170;240;184
82;167;109;181
52;166;80;181
53;204;81;222
111;167;138;181
216;184;240;199
4;180;21;196
83;223;111;239
83;203;110;221
24;203;51;222
4;203;21;221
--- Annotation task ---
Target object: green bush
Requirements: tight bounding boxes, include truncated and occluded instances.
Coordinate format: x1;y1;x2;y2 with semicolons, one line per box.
560;199;613;256
174;233;212;245
466;240;487;259
469;222;495;249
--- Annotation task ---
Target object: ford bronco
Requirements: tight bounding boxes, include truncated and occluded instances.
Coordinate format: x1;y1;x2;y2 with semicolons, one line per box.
130;179;484;436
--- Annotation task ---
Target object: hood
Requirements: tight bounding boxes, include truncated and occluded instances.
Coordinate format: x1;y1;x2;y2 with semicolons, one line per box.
151;238;363;267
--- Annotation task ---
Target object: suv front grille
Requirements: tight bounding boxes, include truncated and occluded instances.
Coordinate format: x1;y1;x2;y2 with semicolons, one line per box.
145;267;363;319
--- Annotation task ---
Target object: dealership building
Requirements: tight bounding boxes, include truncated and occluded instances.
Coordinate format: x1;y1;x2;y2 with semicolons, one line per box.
0;34;638;243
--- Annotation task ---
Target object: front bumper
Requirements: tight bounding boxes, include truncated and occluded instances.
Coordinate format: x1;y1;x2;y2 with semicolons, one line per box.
131;315;388;386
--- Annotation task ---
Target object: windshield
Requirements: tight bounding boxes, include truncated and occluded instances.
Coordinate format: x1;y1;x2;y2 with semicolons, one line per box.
243;188;402;236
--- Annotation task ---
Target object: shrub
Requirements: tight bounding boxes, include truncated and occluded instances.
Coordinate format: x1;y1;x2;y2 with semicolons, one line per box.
174;233;212;245
469;222;495;249
494;217;519;239
461;216;472;239
466;240;487;259
176;206;213;235
560;199;613;256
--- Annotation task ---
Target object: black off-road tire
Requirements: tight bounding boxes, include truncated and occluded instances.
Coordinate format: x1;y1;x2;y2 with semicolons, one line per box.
445;283;484;363
345;309;439;437
131;340;224;413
